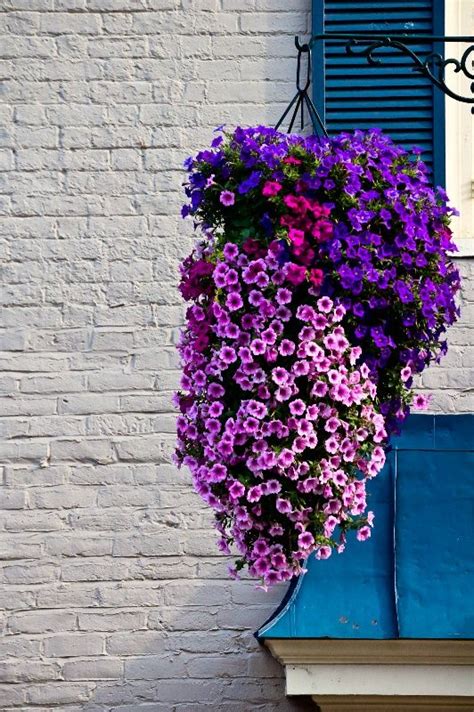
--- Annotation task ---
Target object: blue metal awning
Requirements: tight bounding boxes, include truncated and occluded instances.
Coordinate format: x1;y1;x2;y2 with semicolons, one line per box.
257;414;474;641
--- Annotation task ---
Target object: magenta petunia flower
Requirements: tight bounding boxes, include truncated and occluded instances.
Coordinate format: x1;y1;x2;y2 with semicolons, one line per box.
223;242;239;260
276;498;292;514
316;545;332;560
253;557;270;575
226;292;243;311
247;485;263;503
262;180;282;197
298;531;315;549
266;479;281;494
253;538;270;556
229;480;245;499
220;190;235;206
356;525;372;542
289;399;306;416
317;296;333;313
276;288;292;305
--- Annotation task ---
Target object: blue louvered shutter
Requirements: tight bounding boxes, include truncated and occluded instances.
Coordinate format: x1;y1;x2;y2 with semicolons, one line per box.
312;0;445;185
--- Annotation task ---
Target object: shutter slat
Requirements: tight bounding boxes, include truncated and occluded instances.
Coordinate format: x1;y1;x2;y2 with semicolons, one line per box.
325;0;431;8
314;0;445;182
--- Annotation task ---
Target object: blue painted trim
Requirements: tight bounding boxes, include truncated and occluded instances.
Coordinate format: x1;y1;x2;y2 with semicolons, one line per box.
257;414;474;641
432;0;446;187
257;576;304;639
311;0;325;129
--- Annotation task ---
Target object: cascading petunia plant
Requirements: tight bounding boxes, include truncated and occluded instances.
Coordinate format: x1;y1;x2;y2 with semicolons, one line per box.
174;126;461;588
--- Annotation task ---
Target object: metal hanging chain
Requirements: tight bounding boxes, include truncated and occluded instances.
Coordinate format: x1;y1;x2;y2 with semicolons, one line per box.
275;39;329;137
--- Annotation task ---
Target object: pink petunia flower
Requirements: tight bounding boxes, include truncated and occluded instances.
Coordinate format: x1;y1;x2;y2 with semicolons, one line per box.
220;190;235;206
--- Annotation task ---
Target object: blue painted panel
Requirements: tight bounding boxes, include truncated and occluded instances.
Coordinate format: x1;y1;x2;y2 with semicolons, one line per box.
257;415;474;641
311;0;446;185
396;449;474;638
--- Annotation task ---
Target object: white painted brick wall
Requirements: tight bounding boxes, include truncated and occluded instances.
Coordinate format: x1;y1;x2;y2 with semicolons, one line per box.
0;1;472;710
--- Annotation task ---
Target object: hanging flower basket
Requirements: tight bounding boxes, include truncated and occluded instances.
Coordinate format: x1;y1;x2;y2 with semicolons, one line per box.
174;126;461;588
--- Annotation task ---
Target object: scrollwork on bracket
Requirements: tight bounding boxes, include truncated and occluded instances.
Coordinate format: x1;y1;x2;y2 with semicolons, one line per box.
346;38;474;112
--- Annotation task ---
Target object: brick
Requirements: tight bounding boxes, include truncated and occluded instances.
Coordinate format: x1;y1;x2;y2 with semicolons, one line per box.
68;509;137;531
119;394;173;413
5;465;66;487
129;679;222;705
106;632;166;656
43;633;104;658
0;489;26;511
14;104;46;125
8;611;77;634
78;611;146;632
0;330;27;351
13;126;59;149
55;0;87;9
124;654;187;680
0;539;42;560
111;148;142;170
115;436;172;463
97;485;156;507
0;684;25;707
0;148;15;170
50;439;116;464
2;284;44;306
27;414;87;438
241;10;309;33
58;393;121;414
25;683;94;705
148;606;217;632
19;373;86;394
61;558;130;582
86;0;148;7
129;556;195;581
0;374;18;394
222;0;255;8
45;533;113;557
29;485;96;509
90;330;135;351
2;36;56;58
186;654;248;679
3;511;64;531
0;440;48;462
0;590;36;611
108;703;172;712
255;0;309;8
0;353;67;373
217;605;270;631
68;463;135;485
2;561;57;585
0;396;56;416
96;583;166;608
40;12;101;34
63;658;123;680
112;530;183;557
0;660;60;683
0;642;38;670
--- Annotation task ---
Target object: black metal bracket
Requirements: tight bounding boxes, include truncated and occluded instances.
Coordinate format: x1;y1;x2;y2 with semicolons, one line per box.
276;33;474;135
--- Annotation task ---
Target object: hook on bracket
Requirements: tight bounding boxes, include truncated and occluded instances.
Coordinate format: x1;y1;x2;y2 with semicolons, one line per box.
275;36;328;137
